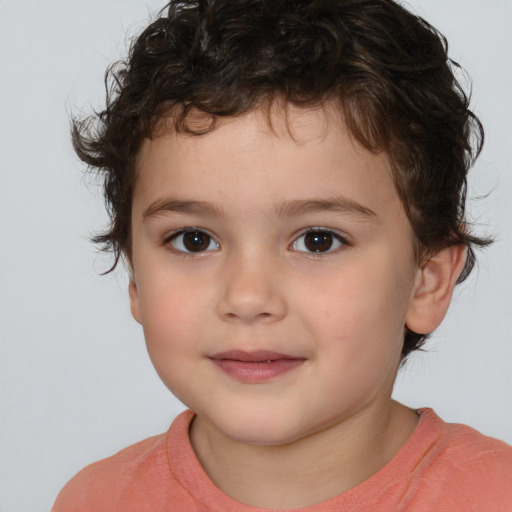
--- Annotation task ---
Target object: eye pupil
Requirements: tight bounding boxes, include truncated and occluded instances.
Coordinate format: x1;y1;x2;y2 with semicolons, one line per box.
304;231;333;252
183;231;210;252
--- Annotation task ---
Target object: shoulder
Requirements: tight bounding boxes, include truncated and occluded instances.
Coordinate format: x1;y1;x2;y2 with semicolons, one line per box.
52;434;168;512
413;409;512;510
52;410;196;512
428;409;512;471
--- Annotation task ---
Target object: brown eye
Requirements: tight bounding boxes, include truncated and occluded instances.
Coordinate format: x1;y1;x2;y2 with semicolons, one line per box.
170;230;219;253
304;231;333;252
292;229;345;253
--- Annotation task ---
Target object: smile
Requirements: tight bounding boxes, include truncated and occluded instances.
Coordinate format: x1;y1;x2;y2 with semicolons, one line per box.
209;350;306;383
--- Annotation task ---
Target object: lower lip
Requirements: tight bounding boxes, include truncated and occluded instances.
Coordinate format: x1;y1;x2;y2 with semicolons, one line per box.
211;358;305;383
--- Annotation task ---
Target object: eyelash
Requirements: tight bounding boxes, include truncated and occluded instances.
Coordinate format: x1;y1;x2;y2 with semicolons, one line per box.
164;228;220;255
291;228;349;255
163;227;350;255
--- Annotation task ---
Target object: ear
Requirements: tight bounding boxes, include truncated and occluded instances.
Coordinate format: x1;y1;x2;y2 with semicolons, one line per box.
129;278;142;324
405;245;467;335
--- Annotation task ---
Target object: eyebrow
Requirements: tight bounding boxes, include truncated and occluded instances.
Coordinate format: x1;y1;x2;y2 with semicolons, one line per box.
274;197;378;220
142;196;377;221
142;199;225;220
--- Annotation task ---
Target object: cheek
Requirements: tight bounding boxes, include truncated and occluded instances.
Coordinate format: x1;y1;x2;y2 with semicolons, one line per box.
301;262;411;359
137;277;206;359
139;290;206;400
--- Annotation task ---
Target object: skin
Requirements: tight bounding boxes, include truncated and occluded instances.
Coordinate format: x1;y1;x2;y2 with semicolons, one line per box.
128;105;465;508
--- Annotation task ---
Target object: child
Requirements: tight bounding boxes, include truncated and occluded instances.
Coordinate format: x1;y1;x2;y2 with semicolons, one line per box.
53;0;512;510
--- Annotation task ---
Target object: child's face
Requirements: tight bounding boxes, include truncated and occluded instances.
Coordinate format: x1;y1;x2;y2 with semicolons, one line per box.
129;106;421;446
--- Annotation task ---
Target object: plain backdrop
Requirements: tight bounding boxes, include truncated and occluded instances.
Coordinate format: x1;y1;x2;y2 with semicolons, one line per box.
1;1;511;510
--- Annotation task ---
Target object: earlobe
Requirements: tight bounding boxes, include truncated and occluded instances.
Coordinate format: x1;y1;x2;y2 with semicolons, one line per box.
405;245;467;335
129;279;142;324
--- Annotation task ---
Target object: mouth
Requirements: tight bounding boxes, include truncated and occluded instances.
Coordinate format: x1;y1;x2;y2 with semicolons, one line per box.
209;350;306;383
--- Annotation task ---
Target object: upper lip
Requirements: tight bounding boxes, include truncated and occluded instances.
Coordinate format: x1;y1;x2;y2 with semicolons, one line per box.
209;350;303;362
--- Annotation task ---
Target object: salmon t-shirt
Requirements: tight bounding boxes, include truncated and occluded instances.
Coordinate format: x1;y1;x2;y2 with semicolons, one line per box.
52;408;512;512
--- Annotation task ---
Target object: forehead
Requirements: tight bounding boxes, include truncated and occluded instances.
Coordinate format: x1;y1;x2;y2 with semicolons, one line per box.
134;105;401;223
138;104;381;175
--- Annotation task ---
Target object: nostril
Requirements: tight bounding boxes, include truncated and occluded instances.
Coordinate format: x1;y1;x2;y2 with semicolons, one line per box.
222;310;272;322
215;270;288;323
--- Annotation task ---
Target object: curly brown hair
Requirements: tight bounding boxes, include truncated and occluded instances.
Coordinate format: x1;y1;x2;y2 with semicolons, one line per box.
73;0;491;359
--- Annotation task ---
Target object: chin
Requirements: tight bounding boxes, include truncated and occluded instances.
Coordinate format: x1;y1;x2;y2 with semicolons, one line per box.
226;425;300;447
211;408;312;447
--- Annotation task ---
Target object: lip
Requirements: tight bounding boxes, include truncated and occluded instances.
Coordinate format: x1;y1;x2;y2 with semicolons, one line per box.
209;350;306;383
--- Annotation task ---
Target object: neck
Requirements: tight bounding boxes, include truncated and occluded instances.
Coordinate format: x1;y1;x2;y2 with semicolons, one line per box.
189;400;418;509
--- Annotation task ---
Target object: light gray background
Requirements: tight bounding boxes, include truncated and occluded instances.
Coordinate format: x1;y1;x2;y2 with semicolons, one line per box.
1;1;511;511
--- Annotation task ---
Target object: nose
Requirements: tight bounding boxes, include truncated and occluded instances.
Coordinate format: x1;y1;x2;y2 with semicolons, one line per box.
216;253;288;324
